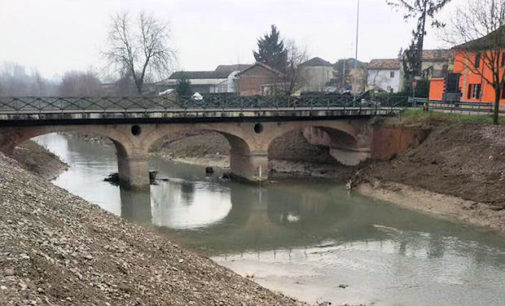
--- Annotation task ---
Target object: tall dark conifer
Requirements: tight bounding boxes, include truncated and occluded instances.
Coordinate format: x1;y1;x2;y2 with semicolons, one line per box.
253;25;288;72
387;0;452;80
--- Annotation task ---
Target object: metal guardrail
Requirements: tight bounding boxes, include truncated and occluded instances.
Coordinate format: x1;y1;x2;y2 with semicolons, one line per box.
0;96;404;121
408;97;497;114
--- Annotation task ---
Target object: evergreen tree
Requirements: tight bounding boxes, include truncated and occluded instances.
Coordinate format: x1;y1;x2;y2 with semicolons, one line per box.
175;73;192;97
253;25;288;72
387;0;452;81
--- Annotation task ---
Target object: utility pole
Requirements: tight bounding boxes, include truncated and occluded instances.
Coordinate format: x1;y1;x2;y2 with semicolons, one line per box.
353;0;360;101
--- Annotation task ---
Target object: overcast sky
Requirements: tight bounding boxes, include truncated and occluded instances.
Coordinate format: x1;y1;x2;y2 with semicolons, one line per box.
0;0;460;80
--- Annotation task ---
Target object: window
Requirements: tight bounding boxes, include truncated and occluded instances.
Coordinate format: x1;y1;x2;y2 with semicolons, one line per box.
474;53;481;69
467;84;482;99
390;71;395;78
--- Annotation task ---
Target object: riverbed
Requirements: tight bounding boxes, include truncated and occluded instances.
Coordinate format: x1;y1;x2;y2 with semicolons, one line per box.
35;133;505;305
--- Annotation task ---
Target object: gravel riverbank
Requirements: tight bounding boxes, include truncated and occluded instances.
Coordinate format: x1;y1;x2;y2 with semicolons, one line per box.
0;152;301;305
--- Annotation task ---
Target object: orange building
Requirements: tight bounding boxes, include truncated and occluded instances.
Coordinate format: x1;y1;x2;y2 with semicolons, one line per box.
429;35;505;104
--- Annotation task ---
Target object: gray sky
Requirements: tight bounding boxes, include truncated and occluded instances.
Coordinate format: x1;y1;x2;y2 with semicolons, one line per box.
0;0;460;79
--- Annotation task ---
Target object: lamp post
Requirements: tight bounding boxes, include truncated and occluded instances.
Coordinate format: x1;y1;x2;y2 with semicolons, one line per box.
353;0;360;103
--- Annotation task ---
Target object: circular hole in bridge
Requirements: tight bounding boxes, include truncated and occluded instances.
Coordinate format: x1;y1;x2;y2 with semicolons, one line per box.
254;123;263;134
131;125;142;136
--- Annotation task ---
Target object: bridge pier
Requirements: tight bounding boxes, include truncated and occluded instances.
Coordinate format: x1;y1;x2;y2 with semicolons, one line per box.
117;151;151;191
230;151;269;183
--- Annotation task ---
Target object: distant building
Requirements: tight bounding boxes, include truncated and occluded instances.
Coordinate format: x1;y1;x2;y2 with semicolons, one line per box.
330;58;368;93
236;62;284;96
163;70;231;93
421;49;452;79
367;59;403;93
160;64;251;94
298;57;334;93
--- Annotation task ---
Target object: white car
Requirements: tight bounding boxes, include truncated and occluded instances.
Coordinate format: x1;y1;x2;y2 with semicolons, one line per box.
191;92;203;101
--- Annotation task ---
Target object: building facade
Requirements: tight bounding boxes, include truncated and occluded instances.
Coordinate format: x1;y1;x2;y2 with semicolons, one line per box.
428;32;505;104
298;57;334;92
236;62;283;96
367;59;403;93
421;49;452;79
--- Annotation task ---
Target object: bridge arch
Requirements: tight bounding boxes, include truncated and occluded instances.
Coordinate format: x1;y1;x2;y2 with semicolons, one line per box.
0;124;152;189
0;125;133;155
144;125;263;182
263;121;370;167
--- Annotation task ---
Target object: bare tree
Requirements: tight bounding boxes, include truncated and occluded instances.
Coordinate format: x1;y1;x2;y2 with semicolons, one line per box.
0;62;58;96
446;0;505;124
59;71;103;97
283;40;309;95
103;12;176;95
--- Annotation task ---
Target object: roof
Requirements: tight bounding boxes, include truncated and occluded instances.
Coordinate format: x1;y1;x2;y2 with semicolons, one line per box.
333;58;368;70
300;57;333;67
168;70;230;80
422;49;452;61
368;59;401;70
214;64;251;73
455;26;505;50
236;62;284;77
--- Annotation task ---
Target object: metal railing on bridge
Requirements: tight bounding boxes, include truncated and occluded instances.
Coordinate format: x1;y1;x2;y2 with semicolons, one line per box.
408;97;500;114
0;95;405;113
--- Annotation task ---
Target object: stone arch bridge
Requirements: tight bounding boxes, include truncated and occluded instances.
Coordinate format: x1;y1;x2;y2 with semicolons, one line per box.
0;96;401;189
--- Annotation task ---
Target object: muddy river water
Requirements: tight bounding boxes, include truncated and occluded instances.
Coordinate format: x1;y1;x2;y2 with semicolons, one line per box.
35;133;505;305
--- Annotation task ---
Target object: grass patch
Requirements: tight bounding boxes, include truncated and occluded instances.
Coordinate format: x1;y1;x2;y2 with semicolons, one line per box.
384;108;505;126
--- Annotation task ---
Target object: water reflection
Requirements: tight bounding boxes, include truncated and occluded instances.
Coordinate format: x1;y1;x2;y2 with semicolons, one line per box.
120;188;152;224
151;179;232;229
34;133;505;306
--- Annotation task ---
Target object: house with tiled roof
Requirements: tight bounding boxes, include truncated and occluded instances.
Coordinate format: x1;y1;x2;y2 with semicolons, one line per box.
299;57;335;93
366;58;403;93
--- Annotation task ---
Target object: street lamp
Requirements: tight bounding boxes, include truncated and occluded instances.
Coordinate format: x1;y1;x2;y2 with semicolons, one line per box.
353;0;360;101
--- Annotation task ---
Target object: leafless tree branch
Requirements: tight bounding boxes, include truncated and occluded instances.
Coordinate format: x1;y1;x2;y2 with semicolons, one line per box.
103;12;176;95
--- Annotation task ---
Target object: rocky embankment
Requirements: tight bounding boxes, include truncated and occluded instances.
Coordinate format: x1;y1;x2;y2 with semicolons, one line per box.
0;152;300;305
354;117;505;232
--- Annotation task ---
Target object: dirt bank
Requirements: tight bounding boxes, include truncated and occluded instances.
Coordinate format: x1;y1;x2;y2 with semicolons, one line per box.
0;152;300;305
354;116;505;232
11;140;68;180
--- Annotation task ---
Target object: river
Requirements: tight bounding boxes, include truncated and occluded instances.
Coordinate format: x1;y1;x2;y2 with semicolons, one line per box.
34;133;505;305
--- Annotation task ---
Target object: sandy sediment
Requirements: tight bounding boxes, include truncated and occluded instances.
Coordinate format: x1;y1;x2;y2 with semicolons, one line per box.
356;180;505;233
